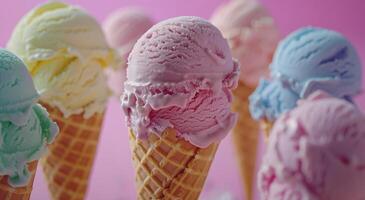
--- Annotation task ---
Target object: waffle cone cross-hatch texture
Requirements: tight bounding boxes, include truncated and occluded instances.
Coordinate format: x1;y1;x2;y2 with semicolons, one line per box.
40;103;104;200
231;81;260;200
0;161;38;200
129;128;219;200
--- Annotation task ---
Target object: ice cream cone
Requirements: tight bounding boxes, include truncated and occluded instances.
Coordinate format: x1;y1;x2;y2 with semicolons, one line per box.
260;119;273;142
231;81;259;200
129;128;219;200
0;161;38;200
40;103;104;200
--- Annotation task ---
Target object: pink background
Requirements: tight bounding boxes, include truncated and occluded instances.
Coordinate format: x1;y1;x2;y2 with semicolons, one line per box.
1;0;364;199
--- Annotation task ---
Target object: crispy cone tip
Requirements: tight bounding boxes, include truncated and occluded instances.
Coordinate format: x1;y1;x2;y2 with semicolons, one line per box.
129;128;219;200
40;103;104;200
232;81;260;200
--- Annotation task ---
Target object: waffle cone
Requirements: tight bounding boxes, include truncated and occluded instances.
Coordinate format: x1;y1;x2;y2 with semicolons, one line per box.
129;128;218;200
231;81;259;200
260;119;273;142
0;160;38;200
40;103;104;200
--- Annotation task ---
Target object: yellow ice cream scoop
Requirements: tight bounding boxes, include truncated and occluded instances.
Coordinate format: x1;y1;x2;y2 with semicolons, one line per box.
7;1;121;118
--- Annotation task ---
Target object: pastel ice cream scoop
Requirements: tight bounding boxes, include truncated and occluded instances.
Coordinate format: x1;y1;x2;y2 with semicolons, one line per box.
122;16;239;148
259;91;365;200
0;49;38;126
211;1;280;198
211;0;280;86
7;1;120;118
0;49;58;187
103;7;153;58
250;27;362;121
103;7;154;96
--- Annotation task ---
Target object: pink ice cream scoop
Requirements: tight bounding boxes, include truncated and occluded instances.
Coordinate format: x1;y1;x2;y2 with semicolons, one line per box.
259;91;365;200
103;7;154;96
121;16;239;148
211;0;280;86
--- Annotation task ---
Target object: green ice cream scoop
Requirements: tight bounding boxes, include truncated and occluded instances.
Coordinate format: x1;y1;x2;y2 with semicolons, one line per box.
0;104;58;187
0;49;59;187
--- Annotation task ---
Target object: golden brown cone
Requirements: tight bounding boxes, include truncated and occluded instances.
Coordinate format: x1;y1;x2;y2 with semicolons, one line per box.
129;128;219;200
0;160;38;200
260;119;274;142
231;81;260;200
40;103;104;200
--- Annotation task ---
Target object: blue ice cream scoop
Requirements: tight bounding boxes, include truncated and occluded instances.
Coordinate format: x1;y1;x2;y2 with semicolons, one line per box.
0;49;39;126
250;27;362;120
250;79;299;120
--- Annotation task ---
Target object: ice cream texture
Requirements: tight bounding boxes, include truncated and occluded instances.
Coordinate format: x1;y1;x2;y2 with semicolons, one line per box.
211;0;280;86
0;49;38;126
103;7;154;96
0;49;58;187
7;1;120;118
122;16;239;148
250;27;362;121
103;7;153;58
259;91;365;200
